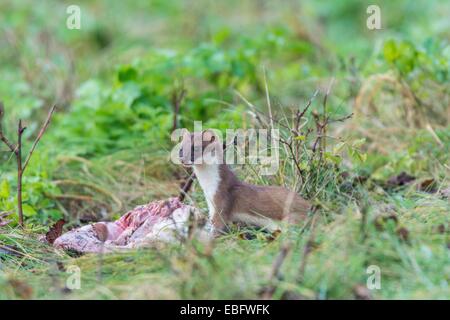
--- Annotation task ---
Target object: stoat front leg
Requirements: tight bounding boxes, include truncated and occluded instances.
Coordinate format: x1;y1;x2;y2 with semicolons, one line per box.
210;211;228;237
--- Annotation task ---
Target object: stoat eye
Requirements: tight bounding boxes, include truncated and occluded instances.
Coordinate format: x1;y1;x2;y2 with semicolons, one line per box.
179;148;183;157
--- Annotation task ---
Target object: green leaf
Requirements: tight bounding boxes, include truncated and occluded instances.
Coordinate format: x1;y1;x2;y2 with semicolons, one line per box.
22;204;37;217
383;40;399;63
325;152;342;165
352;138;366;148
333;141;346;154
46;209;63;220
359;153;367;162
117;65;138;83
0;180;10;199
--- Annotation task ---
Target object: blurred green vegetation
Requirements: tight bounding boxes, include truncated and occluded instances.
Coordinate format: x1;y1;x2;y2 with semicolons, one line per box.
0;0;449;299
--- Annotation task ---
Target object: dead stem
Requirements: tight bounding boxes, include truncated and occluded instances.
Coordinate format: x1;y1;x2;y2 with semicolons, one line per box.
0;102;56;226
297;212;319;283
261;242;291;299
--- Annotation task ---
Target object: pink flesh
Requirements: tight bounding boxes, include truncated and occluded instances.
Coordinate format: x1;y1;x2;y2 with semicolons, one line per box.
53;197;188;253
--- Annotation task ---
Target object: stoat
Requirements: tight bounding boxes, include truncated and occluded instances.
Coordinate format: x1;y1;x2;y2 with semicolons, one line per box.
178;130;311;236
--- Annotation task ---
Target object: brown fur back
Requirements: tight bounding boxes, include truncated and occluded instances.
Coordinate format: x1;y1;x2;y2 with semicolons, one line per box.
213;164;310;225
233;184;310;222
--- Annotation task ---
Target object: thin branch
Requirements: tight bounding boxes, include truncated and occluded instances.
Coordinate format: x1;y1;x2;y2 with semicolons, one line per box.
310;111;353;153
178;171;195;202
280;137;303;177
17;120;24;226
297;212;319;283
0;102;17;153
0;137;17;153
328;113;354;124
261;242;291;299
171;88;186;132
311;111;324;153
269;243;291;280
22;105;56;172
295;89;319;133
0;103;56;227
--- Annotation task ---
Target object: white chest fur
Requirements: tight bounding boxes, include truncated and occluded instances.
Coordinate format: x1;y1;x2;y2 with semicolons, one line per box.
193;164;220;217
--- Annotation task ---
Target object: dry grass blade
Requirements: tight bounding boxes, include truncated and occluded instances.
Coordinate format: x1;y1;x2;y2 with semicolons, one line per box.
234;90;267;127
53;179;123;211
263;67;274;129
171;87;187;132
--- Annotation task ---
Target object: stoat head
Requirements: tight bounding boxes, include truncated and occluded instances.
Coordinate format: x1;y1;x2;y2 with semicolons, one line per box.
179;129;223;166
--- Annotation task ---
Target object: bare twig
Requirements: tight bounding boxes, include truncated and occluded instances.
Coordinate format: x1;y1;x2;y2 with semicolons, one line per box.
311;111;324;153
328;113;354;124
171;88;186;132
22;105;56;171
17;120;25;226
261;243;291;299
297;213;319;283
294;89;319;134
0;102;16;153
280;138;303;178
269;243;291;280
311;111;353;154
178;171;195;202
0;103;56;226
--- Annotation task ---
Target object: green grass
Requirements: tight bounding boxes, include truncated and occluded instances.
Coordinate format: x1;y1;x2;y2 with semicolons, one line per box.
1;185;448;299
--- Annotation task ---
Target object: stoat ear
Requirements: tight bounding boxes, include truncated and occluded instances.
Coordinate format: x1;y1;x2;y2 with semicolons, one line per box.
202;129;216;143
182;129;190;139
